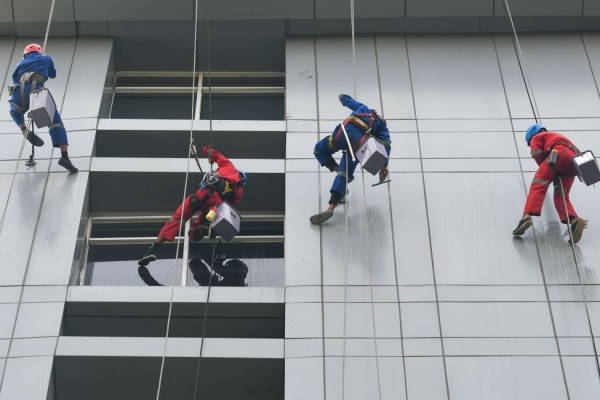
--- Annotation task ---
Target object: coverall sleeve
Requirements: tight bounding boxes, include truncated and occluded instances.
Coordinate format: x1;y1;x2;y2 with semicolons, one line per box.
12;66;19;84
46;56;56;79
339;94;369;112
529;136;546;166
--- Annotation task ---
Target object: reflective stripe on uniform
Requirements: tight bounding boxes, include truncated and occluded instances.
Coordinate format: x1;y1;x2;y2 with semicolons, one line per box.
532;178;551;186
337;171;347;179
49;123;63;129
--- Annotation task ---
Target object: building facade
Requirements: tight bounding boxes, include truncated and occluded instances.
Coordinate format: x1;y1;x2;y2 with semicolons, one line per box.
1;0;600;399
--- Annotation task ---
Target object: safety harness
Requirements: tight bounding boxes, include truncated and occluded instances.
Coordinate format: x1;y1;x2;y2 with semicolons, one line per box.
330;110;391;153
10;72;47;112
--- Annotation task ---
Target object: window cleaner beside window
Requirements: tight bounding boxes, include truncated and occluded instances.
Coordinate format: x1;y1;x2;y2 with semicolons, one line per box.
310;94;392;225
8;43;78;172
137;146;247;272
513;123;587;244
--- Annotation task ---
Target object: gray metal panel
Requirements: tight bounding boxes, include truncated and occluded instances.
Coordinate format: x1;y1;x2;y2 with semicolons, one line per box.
390;173;434;285
205;0;313;19
285;37;317;121
440;302;554;337
400;302;440;337
74;0;192;20
320;173;396;286
375;35;415;119
494;0;582;16
13;0;74;22
13;302;64;338
425;172;545;284
0;1;12;23
0;356;53;400
285;303;322;338
585;0;600;15
446;357;568;399
0;304;18;339
285;172;322;286
407;0;493;17
405;357;448;400
444;337;558;356
61;38;113;119
26;172;88;286
0;173;46;286
562;357;600;400
285;358;325;400
420;131;518;158
407;35;509;119
582;33;600;97
316;0;405;19
316;36;381;120
500;33;600;118
9;337;57;357
0;39;15;101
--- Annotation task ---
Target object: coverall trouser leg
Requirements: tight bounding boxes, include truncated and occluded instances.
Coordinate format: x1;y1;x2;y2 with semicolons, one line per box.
523;147;578;223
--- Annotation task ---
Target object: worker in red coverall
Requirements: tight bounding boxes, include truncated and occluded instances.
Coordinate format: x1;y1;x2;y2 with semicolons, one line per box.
513;123;586;244
138;146;246;275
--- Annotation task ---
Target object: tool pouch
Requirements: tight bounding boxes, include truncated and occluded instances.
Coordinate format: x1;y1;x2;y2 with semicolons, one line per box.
547;149;558;168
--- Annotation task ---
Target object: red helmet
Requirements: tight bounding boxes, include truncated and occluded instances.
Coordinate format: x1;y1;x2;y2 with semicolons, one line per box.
23;43;43;56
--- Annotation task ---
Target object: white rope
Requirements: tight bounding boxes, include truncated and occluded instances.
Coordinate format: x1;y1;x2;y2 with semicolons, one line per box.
346;0;382;398
501;0;600;387
154;0;201;397
0;0;61;392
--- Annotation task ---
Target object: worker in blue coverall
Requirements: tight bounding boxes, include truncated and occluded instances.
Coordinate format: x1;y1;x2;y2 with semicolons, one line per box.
8;43;77;172
310;94;391;225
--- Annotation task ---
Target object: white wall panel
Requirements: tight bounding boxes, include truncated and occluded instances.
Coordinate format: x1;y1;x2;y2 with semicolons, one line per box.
26;172;88;286
0;356;53;400
0;173;47;286
61;38;113;119
286;172;322;286
316;36;381;120
446;357;568;400
374;35;415;119
425;172;545;285
499;33;600;118
407;35;509;119
286;37;318;121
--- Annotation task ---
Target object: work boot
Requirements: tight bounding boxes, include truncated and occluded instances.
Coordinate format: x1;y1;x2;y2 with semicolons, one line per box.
512;218;532;236
568;218;587;245
58;157;78;173
20;125;44;147
137;266;163;286
138;242;161;266
310;210;334;225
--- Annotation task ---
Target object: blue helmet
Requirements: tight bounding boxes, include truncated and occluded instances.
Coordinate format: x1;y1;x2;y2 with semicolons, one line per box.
525;123;545;146
239;170;247;186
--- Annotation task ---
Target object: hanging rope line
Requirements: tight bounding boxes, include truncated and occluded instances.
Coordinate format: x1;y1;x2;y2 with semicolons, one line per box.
154;0;202;397
191;1;220;398
501;0;600;387
501;0;541;122
372;35;409;399
341;1;383;398
0;0;58;392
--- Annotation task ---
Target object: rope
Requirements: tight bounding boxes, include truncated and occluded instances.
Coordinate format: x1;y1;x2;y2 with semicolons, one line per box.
500;0;600;390
191;237;218;400
557;178;600;379
345;0;383;398
154;0;201;397
0;0;62;393
191;1;219;398
501;0;541;122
